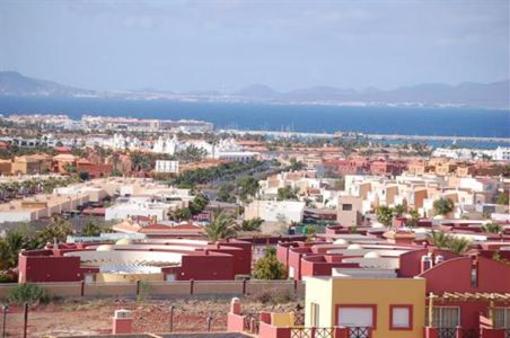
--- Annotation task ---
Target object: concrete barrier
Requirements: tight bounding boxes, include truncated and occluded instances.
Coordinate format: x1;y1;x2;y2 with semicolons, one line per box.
146;281;192;296
245;280;296;296
39;282;82;298
84;282;137;298
193;281;244;295
0;280;305;300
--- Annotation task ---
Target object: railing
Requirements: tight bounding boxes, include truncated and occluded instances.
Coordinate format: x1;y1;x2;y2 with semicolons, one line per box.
463;328;479;338
315;328;335;338
289;327;335;338
437;328;457;338
291;328;314;338
243;312;259;333
348;327;371;338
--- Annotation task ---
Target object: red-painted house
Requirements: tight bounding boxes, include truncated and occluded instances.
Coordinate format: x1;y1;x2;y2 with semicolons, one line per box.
419;256;510;337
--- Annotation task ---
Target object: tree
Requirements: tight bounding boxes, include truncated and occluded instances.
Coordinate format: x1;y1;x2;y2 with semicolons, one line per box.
496;192;509;206
82;222;103;237
427;231;471;254
481;223;502;234
0;240;11;270
277;186;298;201
205;212;238;241
376;206;394;228
174;145;207;163
406;209;420;228
447;237;471;255
433;198;454;216
237;176;260;202
37;217;74;245
427;231;451;249
189;194;209;215
239;218;263;232
289;158;305;171
171;207;192;221
252;247;287;280
394;204;406;217
303;225;316;240
217;183;236;203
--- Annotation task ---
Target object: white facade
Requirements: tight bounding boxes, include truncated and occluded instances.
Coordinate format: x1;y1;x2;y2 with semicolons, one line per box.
494;147;510;161
155;160;179;174
244;200;305;224
104;196;177;222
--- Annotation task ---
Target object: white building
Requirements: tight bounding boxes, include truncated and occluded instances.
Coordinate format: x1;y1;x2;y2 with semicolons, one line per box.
104;196;183;222
152;135;181;155
155;160;179;174
244;200;305;224
493;147;510;161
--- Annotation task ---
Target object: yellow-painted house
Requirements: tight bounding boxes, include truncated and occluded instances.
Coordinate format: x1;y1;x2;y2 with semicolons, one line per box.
305;276;426;338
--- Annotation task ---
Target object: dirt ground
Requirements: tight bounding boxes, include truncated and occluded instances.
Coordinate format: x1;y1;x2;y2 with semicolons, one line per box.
2;295;303;338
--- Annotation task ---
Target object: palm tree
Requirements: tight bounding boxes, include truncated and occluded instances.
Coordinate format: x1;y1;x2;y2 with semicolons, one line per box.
427;231;471;254
205;212;238;241
37;217;74;246
447;237;471;255
481;223;502;234
239;218;263;232
427;231;451;248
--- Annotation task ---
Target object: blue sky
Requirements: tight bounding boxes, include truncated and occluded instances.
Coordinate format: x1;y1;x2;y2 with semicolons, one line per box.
0;0;508;92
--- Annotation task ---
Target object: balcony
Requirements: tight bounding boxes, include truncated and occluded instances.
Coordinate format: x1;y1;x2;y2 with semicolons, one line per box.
424;327;509;338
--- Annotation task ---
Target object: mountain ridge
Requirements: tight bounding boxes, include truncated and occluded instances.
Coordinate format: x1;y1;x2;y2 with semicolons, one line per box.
0;71;508;109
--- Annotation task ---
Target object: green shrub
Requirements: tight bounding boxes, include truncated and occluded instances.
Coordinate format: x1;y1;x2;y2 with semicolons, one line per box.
7;284;49;305
0;273;16;283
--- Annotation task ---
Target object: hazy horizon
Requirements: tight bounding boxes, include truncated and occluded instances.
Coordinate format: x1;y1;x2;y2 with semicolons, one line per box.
1;0;509;92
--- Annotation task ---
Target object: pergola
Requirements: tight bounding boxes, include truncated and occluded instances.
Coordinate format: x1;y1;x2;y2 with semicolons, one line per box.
427;292;510;327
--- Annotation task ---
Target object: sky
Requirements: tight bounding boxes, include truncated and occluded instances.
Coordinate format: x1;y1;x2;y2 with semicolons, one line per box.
0;0;509;92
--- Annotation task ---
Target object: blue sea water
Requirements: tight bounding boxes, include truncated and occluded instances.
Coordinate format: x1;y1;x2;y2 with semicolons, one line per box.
0;96;508;139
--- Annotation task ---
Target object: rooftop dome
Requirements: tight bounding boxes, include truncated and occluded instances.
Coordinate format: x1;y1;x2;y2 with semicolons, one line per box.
347;244;363;250
364;251;381;259
96;245;114;252
334;239;348;245
115;238;133;246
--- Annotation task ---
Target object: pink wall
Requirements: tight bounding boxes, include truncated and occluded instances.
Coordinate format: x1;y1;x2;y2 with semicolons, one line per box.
399;248;458;278
179;253;234;280
420;256;510;331
420;256;510;294
19;254;82;283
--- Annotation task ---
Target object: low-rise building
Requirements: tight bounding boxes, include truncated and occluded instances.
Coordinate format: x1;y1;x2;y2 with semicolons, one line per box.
244;200;305;224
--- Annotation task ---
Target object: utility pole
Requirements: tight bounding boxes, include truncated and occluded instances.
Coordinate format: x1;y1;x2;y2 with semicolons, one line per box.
1;304;8;338
23;303;28;338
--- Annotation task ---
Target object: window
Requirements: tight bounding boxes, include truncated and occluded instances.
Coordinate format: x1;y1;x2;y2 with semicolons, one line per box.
310;303;320;327
429;306;460;328
337;305;376;328
390;305;412;330
342;204;353;211
494;308;510;329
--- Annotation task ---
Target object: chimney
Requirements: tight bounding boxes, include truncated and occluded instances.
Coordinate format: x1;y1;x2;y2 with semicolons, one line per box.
420;255;432;273
112;309;133;334
434;255;444;265
230;297;241;315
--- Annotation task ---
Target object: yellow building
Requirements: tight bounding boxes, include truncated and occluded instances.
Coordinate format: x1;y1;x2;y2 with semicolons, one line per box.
305;276;426;338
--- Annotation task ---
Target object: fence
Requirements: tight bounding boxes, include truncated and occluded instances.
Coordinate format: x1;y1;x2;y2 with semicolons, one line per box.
0;279;305;300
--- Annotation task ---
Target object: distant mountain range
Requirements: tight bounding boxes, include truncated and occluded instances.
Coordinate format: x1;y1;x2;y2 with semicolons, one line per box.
1;71;508;109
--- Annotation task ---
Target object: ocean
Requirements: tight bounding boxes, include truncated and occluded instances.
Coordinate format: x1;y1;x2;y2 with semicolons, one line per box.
0;96;509;140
